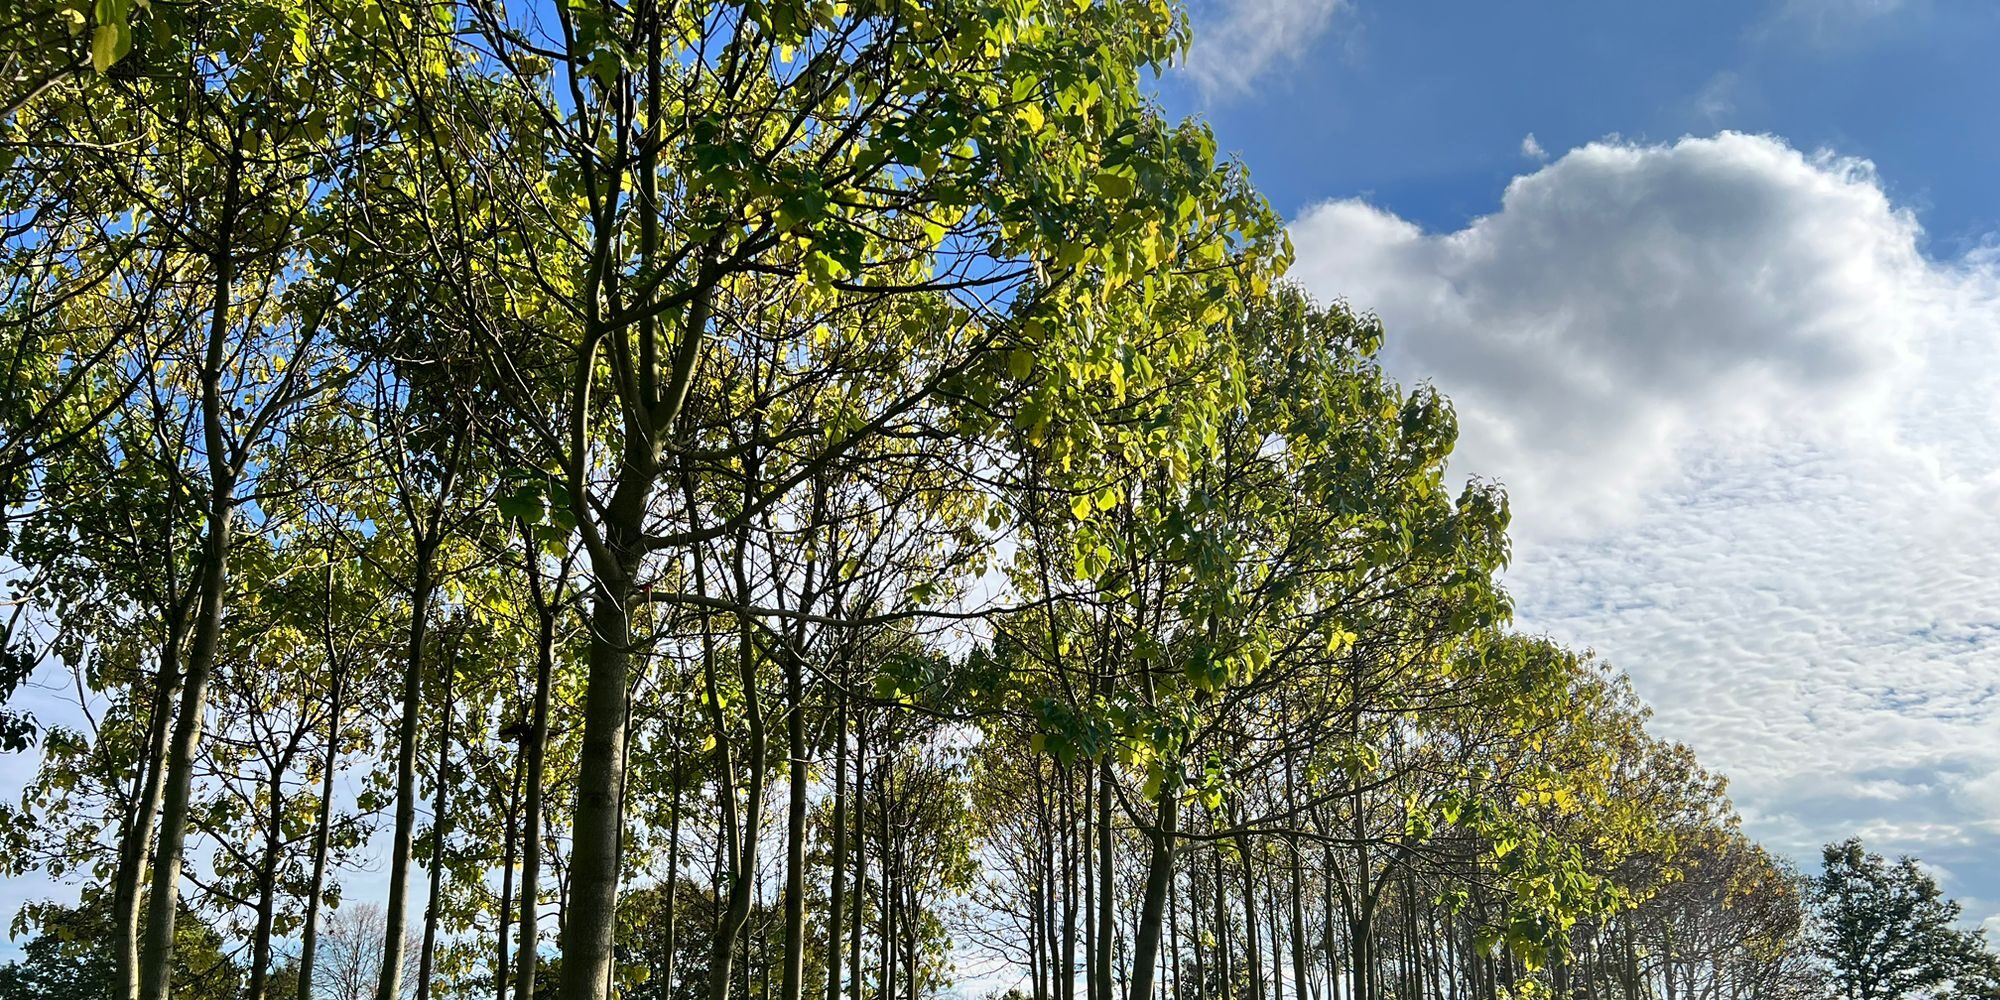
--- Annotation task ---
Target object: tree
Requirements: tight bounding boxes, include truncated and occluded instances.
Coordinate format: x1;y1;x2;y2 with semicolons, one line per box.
1;3;1842;1000
0;897;241;1000
1815;839;2000;1000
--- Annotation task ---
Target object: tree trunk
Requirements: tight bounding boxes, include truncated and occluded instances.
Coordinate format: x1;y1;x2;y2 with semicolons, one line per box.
1267;863;1285;1000
706;501;769;1000
1239;833;1265;1000
848;722;867;1000
1084;775;1095;1000
1097;760;1115;1000
664;754;682;996
563;558;638;1000
380;544;438;1000
299;651;345;1000
247;764;286;1000
1211;844;1230;1000
827;700;848;1000
499;746;522;1000
114;613;183;1000
780;651;809;1000
136;482;231;1000
416;634;457;1000
880;749;896;1000
1127;780;1180;1000
1287;843;1307;1000
137;176;239;1000
514;559;558;1000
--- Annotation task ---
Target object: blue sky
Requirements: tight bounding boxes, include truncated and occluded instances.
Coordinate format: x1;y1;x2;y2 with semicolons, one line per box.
1160;0;2000;930
1170;0;2000;248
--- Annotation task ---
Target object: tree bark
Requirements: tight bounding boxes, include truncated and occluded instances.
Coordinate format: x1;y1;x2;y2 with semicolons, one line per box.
827;699;849;1000
299;646;345;1000
1097;760;1115;1000
514;541;559;1000
1127;781;1180;1000
114;611;183;1000
137;156;239;1000
416;632;457;1000
849;720;868;1000
499;745;522;1000
780;648;809;1000
379;544;439;1000
560;397;667;1000
705;500;769;1000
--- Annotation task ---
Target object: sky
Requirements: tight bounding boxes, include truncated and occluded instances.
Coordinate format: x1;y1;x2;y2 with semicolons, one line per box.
1156;0;2000;930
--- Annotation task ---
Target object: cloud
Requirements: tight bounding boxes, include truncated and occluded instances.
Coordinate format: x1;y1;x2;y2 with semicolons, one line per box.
1182;0;1350;98
1694;71;1739;121
1756;0;1911;44
1289;132;1941;538
1286;131;2000;915
1520;133;1547;162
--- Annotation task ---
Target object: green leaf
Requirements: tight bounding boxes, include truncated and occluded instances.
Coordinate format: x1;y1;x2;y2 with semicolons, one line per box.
91;21;131;74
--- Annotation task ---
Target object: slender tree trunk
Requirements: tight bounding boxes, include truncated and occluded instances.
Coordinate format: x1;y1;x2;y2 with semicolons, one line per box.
563;442;654;1000
499;746;523;1000
849;722;867;1000
1040;828;1056;1000
665;755;682;995
706;523;770;1000
880;760;896;1000
1097;760;1115;1000
138;173;239;1000
1085;775;1096;1000
299;654;345;1000
1212;843;1230;1000
1267;862;1285;1000
1063;777;1077;1000
827;699;849;1000
1127;781;1180;1000
115;617;182;1000
380;544;439;1000
136;483;230;1000
514;567;558;1000
247;766;286;1000
1238;833;1265;1000
417;636;458;1000
136;590;225;1000
1318;854;1336;1000
1191;838;1207;1000
780;650;810;1000
1169;848;1183;1000
1288;839;1307;1000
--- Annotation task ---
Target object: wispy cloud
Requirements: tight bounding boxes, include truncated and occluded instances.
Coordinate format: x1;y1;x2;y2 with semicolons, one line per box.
1694;71;1739;121
1181;0;1351;98
1756;0;1911;45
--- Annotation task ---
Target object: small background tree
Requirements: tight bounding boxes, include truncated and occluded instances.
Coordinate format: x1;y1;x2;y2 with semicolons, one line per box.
1815;838;2000;1000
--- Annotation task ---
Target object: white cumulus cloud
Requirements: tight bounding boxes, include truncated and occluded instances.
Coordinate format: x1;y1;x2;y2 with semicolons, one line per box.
1289;132;1945;539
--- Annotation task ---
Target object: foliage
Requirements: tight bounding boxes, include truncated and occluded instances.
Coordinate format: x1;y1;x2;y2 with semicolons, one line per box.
1815;838;2000;1000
